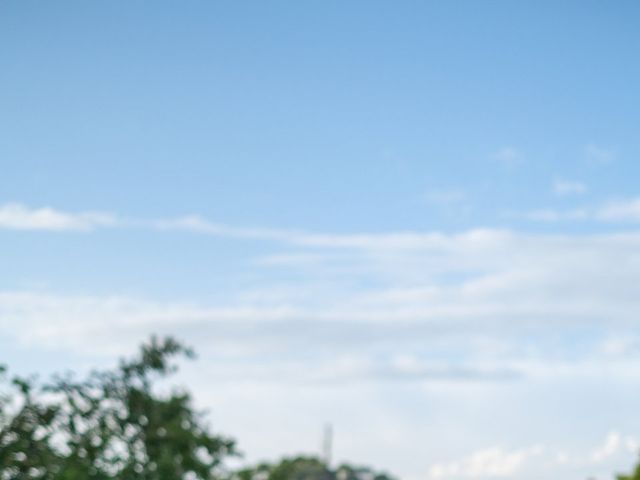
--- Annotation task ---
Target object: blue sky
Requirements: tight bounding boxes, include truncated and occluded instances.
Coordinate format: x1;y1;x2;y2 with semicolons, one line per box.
3;2;640;479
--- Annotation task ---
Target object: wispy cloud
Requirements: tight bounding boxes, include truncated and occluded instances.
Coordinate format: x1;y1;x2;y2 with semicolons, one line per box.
595;198;640;222
0;203;116;231
520;197;640;223
523;208;588;222
591;432;623;463
6;228;640;376
0;203;510;252
153;213;508;250
553;179;587;196
152;214;292;242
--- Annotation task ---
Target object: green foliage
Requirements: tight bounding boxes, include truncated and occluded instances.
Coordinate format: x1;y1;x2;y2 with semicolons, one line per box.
0;372;60;479
234;456;396;480
0;336;236;480
617;460;640;480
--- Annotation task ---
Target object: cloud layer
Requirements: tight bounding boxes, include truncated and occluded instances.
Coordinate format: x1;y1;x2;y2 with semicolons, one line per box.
4;203;640;480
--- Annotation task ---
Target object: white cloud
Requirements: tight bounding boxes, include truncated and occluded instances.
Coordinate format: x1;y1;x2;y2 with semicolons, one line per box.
596;198;640;222
625;436;639;454
591;432;622;463
553;179;587;196
425;432;640;480
0;203;116;231
523;208;588;222
427;445;543;479
520;197;640;224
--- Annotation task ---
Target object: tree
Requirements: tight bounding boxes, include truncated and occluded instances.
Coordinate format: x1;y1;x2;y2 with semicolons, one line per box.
0;337;236;480
234;456;396;480
0;366;60;479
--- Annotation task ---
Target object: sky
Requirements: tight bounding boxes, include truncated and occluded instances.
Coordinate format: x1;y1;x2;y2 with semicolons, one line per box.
2;1;640;479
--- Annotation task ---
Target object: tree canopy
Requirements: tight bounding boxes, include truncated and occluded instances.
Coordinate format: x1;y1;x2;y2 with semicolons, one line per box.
0;337;236;480
234;456;396;480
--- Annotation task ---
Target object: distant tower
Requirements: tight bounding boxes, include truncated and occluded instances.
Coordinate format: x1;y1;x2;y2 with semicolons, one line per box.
322;423;333;467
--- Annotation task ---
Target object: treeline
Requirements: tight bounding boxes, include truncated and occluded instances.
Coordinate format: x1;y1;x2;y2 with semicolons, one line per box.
0;337;394;480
